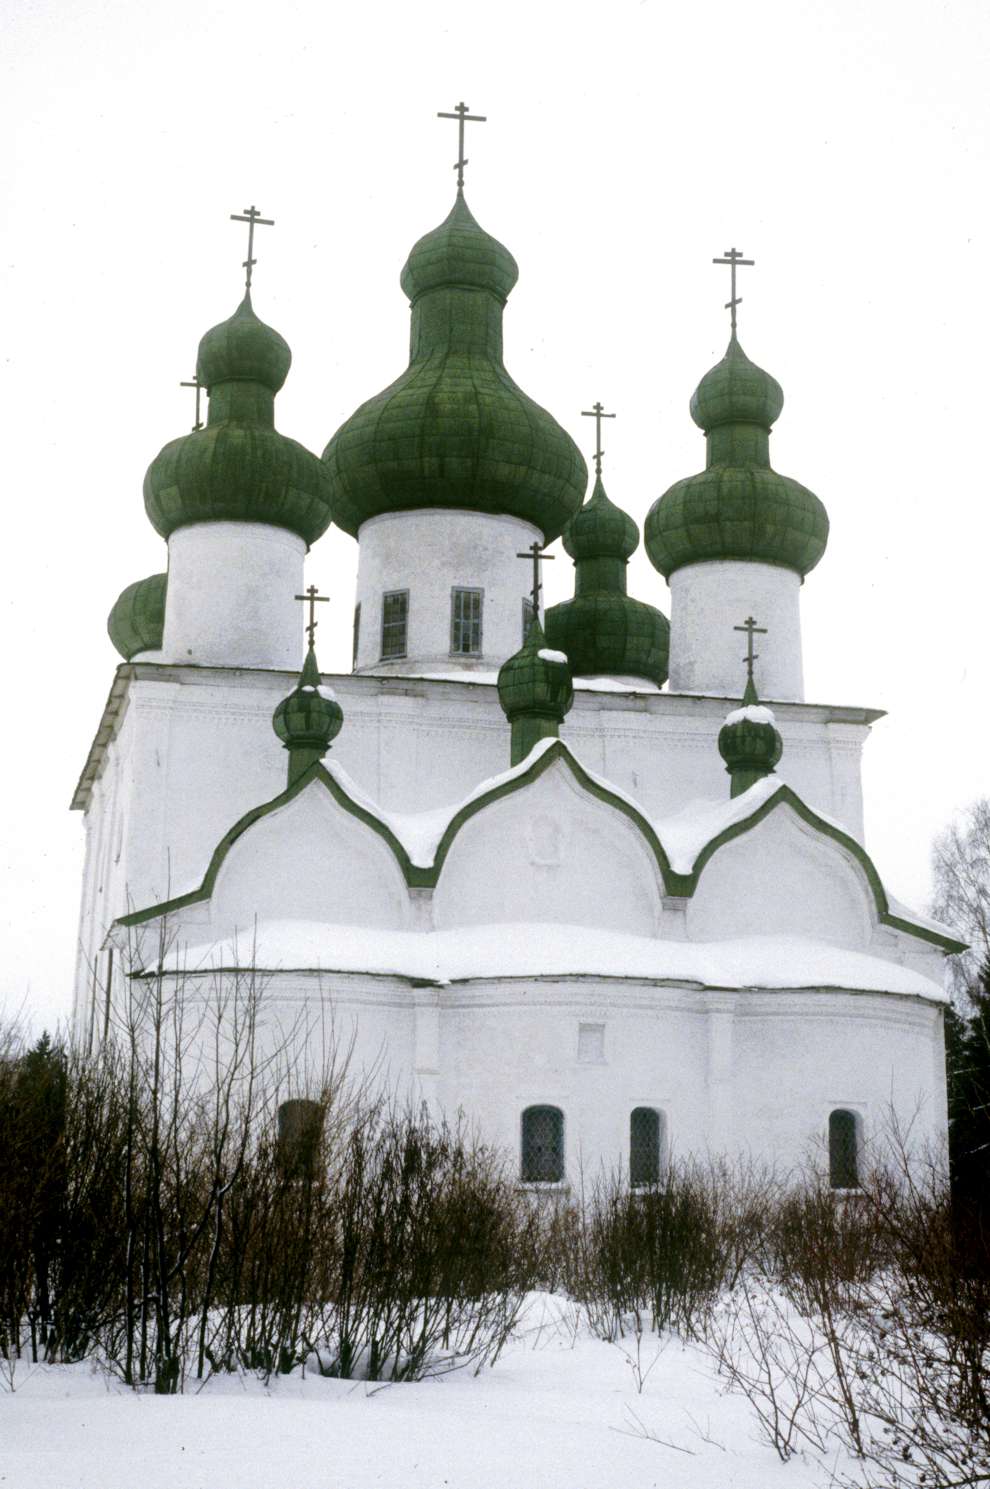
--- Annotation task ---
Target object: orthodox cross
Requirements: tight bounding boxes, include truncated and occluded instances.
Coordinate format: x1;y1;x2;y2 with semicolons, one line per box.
581;400;616;478
295;584;329;648
230;204;275;293
180;375;204;432
437;101;486;191
734;615;767;688
516;540;554;615
713;246;755;335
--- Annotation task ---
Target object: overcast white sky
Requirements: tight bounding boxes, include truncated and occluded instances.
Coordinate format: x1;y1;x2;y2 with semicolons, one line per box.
2;0;988;1036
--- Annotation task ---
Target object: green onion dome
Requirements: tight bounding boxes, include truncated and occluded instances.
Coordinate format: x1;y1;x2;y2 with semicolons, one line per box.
107;572;167;660
545;476;669;686
322;192;587;543
717;681;783;797
497;618;573;724
644;335;828;580
144;294;333;546
272;646;343;755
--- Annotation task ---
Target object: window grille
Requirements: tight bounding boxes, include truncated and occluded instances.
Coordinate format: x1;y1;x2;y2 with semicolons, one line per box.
630;1107;662;1187
522;596;537;644
451;587;483;655
352;602;361;668
828;1109;859;1189
521;1105;564;1182
380;590;408;660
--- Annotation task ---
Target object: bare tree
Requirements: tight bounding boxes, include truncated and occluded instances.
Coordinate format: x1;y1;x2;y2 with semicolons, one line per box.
931;797;990;1006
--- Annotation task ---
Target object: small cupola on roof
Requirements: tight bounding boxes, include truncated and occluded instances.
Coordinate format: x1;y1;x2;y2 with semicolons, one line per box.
322;187;586;543
497;618;573;767
717;619;784;798
142;206;334;670
643;247;828;701
107;572;167;661
546;402;669;687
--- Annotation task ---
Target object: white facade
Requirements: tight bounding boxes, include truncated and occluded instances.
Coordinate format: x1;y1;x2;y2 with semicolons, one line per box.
667;559;805;700
353;508;543;675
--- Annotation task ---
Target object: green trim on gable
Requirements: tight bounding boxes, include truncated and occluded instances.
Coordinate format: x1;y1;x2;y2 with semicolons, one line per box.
114;744;965;955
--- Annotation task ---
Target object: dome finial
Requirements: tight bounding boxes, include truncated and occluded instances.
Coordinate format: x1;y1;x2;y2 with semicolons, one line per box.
179;373;204;432
230;203;275;295
516;539;555;621
437;100;487;192
734;614;766;705
581;399;616;480
294;583;330;650
718;616;783;797
713;245;755;337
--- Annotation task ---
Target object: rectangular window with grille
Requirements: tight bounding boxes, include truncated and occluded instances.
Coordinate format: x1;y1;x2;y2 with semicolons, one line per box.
352;602;361;668
522;596;537;644
380;590;408;660
450;587;483;655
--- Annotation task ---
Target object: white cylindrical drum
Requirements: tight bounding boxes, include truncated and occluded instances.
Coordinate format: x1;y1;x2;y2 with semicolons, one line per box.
353;508;544;676
667;560;805;701
162;522;306;670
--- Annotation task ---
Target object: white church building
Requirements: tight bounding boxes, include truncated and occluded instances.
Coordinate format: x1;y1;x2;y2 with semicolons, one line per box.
71;159;963;1190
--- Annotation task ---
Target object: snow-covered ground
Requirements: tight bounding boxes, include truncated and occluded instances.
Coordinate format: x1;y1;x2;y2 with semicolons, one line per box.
1;1297;844;1489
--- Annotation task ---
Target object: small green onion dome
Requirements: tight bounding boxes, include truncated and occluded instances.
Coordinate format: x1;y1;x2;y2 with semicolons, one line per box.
717;681;783;796
197;293;291;393
144;294;333;547
644;335;828;580
562;475;639;562
497;619;573;724
272;646;343;754
322;192;587;543
107;572;167;660
400;193;519;304
690;334;784;431
546;476;669;686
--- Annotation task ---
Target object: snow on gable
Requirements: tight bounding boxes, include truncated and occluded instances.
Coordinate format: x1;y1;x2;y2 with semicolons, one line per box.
207;780;410;934
432;753;663;936
686;802;874;950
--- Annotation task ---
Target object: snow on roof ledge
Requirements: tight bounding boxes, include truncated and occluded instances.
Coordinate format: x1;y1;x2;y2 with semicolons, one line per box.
148;924;946;1002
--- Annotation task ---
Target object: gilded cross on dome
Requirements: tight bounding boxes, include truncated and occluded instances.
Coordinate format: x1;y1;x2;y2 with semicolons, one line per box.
581;400;616;479
437;101;487;191
295;584;329;649
516;540;555;615
713;246;755;334
230;204;275;293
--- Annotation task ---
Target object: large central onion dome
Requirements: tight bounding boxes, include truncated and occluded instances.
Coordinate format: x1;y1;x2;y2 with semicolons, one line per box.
144;294;334;546
644;335;828;579
545;475;669;686
322;192;588;542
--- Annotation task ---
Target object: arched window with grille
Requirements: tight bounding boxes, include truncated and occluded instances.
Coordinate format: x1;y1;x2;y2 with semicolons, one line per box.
630;1107;663;1187
521;1105;564;1183
828;1108;860;1189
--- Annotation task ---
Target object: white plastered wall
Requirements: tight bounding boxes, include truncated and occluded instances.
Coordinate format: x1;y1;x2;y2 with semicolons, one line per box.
72;667;877;1031
668;560;805;700
354;508;542;674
